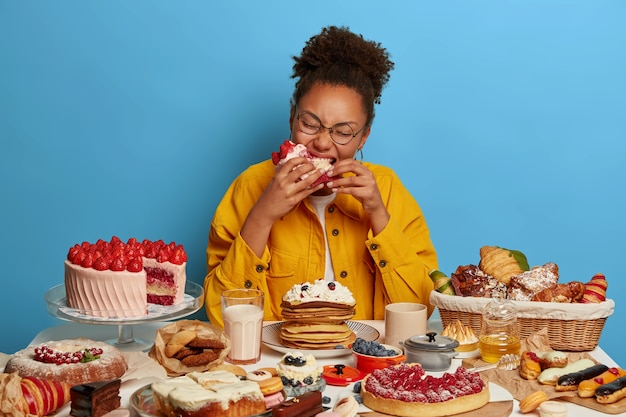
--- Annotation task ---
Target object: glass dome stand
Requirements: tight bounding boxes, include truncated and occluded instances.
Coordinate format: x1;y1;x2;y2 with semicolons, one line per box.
44;281;204;351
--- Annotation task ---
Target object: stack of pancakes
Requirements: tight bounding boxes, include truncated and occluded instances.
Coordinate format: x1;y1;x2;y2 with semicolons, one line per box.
279;282;357;349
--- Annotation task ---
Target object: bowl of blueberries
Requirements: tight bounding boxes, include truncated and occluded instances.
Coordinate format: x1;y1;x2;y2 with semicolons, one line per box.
350;337;406;374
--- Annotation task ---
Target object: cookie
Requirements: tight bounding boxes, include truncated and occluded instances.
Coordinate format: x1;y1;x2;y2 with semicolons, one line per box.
333;396;359;417
246;369;273;382
256;376;284;395
187;337;226;349
180;350;220;367
264;390;285;409
172;347;203;360
210;363;247;377
165;330;197;357
519;390;548;413
258;367;278;377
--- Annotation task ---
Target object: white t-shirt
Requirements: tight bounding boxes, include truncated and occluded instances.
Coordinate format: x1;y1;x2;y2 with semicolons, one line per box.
308;193;337;282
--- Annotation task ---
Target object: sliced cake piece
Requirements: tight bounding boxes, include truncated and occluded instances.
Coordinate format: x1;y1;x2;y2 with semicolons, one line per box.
70;379;121;417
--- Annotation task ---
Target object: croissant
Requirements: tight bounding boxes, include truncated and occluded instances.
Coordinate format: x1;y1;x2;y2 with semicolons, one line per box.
429;270;456;295
0;372;71;417
532;281;585;303
580;273;608;303
478;246;529;286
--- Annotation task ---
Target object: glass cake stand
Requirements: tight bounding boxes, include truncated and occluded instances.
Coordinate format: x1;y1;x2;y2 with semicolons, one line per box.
44;281;204;351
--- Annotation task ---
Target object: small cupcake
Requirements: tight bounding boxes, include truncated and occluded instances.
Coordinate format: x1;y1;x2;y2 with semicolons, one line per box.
276;351;326;397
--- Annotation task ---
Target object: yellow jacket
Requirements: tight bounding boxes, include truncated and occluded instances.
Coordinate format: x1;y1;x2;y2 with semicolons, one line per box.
204;160;437;327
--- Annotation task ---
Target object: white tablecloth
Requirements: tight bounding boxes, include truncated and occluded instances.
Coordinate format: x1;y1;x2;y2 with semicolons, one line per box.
26;319;620;417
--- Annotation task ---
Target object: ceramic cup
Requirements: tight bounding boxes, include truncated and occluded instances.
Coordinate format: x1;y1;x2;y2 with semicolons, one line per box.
221;288;264;364
384;302;428;349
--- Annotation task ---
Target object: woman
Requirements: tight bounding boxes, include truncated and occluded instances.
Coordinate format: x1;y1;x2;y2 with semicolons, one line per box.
204;26;437;326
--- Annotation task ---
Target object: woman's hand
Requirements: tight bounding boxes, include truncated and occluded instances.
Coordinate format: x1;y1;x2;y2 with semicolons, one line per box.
240;157;324;257
326;159;390;235
259;157;325;220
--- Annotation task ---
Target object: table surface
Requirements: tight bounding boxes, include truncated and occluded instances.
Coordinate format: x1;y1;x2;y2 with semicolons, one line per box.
27;319;620;417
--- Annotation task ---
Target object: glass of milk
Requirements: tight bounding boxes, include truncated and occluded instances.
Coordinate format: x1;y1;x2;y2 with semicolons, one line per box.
221;288;264;364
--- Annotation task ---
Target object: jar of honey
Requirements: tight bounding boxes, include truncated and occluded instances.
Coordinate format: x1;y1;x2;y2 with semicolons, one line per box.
478;296;520;363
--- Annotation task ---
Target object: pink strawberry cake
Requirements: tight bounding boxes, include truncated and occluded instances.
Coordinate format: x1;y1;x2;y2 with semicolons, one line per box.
64;237;187;318
271;140;340;187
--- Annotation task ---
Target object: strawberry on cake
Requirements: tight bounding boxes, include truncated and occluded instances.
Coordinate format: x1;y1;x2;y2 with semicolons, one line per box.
271;140;340;187
64;236;187;318
361;363;490;417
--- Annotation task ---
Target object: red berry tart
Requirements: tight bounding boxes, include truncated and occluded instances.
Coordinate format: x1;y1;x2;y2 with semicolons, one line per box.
64;236;187;318
361;363;490;417
5;339;127;387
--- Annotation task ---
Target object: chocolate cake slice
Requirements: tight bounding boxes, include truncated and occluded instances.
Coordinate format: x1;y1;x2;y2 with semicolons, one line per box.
70;379;121;417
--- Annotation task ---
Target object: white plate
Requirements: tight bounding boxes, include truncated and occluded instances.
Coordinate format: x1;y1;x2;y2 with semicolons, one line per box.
262;321;380;358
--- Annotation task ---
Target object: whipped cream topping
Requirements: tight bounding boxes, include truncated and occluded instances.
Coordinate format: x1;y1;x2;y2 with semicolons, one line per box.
282;279;356;305
310;158;333;171
276;352;322;381
276;143;309;164
187;370;241;389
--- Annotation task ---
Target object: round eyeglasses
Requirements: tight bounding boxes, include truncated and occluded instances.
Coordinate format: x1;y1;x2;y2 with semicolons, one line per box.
296;109;366;145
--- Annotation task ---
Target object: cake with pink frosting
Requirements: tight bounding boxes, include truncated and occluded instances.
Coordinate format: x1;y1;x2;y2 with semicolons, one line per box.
64;237;187;318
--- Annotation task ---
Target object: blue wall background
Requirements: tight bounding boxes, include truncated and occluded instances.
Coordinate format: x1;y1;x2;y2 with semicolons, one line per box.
1;1;624;364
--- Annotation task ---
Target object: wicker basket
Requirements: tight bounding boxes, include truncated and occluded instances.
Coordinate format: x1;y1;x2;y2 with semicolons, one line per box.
430;291;614;351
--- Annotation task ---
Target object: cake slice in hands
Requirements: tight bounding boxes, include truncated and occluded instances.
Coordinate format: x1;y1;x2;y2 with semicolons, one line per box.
271;140;340;186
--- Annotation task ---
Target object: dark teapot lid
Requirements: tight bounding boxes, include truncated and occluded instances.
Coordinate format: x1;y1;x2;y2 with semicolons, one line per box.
403;331;459;351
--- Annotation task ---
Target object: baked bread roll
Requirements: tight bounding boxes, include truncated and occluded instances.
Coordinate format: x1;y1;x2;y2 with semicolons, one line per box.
519;351;542;380
578;367;626;398
450;265;507;298
538;358;595;385
478;246;529;286
581;273;608;303
532;281;585;303
429;270;456;295
536;351;568;369
508;263;559;301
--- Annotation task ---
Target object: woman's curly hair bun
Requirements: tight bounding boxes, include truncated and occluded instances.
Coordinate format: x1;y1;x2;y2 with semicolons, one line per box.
292;26;395;124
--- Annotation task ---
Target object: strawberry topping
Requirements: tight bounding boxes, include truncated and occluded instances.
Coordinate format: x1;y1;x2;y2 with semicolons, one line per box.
365;364;485;403
67;237;187;272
